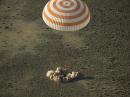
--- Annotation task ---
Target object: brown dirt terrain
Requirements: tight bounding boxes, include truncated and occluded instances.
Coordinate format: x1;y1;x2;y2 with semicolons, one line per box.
0;0;130;97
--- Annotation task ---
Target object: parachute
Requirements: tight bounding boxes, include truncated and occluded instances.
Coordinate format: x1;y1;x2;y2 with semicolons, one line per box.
42;0;90;31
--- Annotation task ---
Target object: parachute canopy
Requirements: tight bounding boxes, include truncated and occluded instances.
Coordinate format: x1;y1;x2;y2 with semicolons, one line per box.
42;0;90;31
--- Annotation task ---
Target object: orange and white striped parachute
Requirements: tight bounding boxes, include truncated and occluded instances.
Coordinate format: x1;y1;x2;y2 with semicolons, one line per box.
42;0;90;31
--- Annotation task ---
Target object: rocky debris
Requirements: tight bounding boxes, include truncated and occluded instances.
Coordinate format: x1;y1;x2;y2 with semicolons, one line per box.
46;67;79;83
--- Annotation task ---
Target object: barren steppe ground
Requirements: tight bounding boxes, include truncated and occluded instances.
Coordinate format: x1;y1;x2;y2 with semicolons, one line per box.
0;0;130;97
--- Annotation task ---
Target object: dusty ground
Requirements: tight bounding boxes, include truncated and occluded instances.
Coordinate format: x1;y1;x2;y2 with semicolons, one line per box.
0;0;130;97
